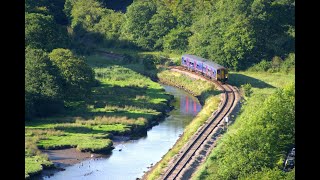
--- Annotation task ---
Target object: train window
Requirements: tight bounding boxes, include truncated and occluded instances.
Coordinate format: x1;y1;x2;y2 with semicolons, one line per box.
217;70;220;74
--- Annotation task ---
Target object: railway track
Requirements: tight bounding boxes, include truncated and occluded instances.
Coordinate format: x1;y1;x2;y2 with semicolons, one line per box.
159;66;239;180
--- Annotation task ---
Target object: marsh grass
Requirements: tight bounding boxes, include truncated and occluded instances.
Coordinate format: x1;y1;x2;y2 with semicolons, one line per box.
25;155;53;178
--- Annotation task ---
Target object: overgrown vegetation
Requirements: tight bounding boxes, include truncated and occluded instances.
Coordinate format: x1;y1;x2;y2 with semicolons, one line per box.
193;71;295;180
146;70;221;180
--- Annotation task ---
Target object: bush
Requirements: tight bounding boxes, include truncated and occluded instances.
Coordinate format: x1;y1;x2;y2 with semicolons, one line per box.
241;83;253;97
280;53;295;73
248;60;271;72
140;55;157;70
248;53;295;74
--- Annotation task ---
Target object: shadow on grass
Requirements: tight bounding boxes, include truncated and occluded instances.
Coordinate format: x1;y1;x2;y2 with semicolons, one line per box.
87;84;170;111
197;89;223;105
228;73;274;89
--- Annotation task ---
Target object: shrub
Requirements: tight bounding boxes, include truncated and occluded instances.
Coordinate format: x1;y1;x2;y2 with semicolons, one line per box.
280;53;295;73
241;83;253;97
248;60;271;72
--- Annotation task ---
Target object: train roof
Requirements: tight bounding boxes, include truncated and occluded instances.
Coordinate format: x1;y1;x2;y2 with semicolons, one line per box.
182;54;226;69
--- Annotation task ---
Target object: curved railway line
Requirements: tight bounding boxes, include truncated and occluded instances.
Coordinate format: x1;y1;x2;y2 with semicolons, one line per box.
158;66;240;180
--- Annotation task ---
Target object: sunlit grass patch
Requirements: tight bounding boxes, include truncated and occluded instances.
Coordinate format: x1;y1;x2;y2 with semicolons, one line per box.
25;153;53;178
37;133;113;152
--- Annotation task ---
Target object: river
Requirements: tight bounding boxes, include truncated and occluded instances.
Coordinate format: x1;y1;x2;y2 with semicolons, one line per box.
41;85;202;180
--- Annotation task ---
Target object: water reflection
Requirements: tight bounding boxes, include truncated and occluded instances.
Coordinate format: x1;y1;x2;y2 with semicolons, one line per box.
181;95;201;115
42;85;201;180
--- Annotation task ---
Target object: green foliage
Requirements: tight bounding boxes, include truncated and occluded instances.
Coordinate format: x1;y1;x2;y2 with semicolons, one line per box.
250;0;295;62
248;53;295;73
123;1;156;50
140;55;157;70
25;13;69;51
25;0;68;25
268;56;283;72
25;48;64;119
172;0;195;27
239;167;294;180
248;60;272;72
280;53;295;73
70;0;109;30
148;4;177;49
187;0;294;70
189;0;256;70
48;48;95;100
93;11;125;46
193;81;295;180
163;27;192;52
65;0;113;53
63;0;293;69
241;83;253;97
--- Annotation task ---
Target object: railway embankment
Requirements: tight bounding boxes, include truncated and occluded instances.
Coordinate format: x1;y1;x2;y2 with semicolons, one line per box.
144;68;235;180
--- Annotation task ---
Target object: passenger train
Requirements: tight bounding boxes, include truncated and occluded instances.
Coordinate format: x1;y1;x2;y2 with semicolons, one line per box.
181;54;228;82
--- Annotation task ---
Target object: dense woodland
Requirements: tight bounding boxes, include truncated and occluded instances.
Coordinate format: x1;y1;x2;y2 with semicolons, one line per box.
25;0;295;119
25;0;295;179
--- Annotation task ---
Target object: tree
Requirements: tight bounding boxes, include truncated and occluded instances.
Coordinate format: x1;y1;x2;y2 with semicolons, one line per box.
25;0;68;25
250;0;295;60
93;11;125;46
163;27;192;52
66;0;112;52
25;48;64;119
25;13;68;51
123;1;157;50
70;0;109;31
48;48;95;100
149;4;177;49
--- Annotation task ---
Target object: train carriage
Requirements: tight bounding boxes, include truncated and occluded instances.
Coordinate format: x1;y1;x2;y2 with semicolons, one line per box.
181;54;228;82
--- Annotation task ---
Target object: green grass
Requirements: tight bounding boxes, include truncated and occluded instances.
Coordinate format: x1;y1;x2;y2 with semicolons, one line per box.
192;71;295;180
25;51;173;178
157;70;222;103
25;138;53;178
228;71;295;98
146;70;221;180
25;155;53;178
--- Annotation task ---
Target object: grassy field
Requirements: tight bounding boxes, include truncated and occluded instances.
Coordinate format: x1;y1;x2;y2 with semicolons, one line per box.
192;71;295;180
228;71;295;97
146;70;222;180
25;52;173;178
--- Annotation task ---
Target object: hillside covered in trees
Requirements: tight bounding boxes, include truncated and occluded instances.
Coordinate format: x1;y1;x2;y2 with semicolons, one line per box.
25;0;295;117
